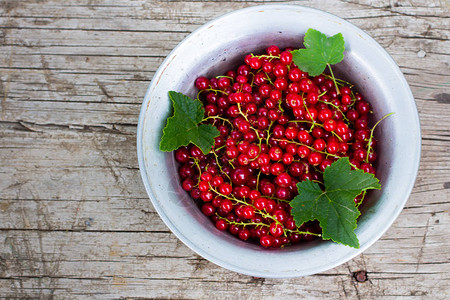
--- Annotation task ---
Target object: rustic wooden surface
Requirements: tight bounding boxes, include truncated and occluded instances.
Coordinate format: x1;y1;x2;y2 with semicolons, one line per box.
0;0;449;298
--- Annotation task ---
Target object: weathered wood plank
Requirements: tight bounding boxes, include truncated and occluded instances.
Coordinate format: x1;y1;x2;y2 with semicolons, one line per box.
0;227;448;298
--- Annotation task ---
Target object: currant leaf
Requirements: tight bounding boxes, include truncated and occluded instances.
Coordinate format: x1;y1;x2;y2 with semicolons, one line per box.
291;28;345;76
290;157;381;248
160;91;219;155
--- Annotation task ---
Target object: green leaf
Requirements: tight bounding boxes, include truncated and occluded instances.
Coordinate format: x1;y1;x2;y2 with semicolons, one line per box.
160;91;220;155
291;28;345;76
290;157;380;248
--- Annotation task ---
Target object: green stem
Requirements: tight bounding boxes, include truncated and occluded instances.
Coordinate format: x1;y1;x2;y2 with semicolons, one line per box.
355;190;366;209
265;121;274;145
203;115;233;126
196;88;228;101
303;103;315;130
278;100;285;113
272;138;341;159
317;99;349;122
192;158;202;185
264;71;274;85
323;74;354;88
256;171;261;192
211;186;288;228
365;112;395;162
327;63;340;95
236;103;263;147
214;214;321;237
216;215;270;228
237;103;249;122
211;149;231;181
288;228;322;237
251;53;280;61
287;120;343;141
216;75;234;80
318;90;328;98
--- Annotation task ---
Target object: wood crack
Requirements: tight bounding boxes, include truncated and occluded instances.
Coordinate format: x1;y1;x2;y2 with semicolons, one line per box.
0;228;171;233
0;120;136;135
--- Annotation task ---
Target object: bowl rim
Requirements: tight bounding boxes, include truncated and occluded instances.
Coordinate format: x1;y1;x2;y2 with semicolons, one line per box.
136;4;421;278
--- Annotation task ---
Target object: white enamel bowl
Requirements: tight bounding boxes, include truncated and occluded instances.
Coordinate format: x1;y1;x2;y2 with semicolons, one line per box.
137;5;421;278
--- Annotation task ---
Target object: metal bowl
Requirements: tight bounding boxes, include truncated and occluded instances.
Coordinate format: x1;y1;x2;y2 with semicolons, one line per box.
137;5;421;278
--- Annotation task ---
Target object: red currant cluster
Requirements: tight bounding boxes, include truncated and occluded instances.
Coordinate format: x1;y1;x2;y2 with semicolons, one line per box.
175;45;377;248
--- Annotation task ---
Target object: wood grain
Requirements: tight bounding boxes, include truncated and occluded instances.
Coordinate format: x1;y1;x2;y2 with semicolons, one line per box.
0;0;449;298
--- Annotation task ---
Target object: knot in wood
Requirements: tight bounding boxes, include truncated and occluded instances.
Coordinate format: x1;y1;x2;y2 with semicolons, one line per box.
354;270;368;282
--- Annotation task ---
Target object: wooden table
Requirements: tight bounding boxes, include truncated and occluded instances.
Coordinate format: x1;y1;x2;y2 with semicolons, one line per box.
1;0;449;298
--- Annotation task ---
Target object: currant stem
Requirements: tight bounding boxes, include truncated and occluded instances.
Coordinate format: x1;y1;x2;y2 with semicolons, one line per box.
327;63;340;95
236;103;250;122
356;190;367;209
264;71;274;85
216;214;270;228
203;115;233;126
215;214;321;237
365;112;395;162
318;90;327;98
211;149;231;181
287;120;343;141
303;103;315;130
216;75;234;80
272;138;341;159
192;158;202;185
251;53;280;60
210;186;288;229
323;74;354;88
317;99;349;122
